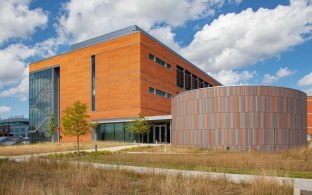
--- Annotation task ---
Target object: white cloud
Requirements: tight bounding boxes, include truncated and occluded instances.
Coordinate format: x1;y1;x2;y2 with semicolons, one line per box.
0;67;29;101
180;0;312;73
0;39;59;100
0;106;11;114
276;67;296;78
298;72;312;86
0;0;48;45
0;44;34;88
148;26;181;50
57;0;228;47
211;70;256;85
263;67;296;84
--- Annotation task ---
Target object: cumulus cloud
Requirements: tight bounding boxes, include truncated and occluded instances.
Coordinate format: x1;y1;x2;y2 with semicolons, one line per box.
263;67;296;84
57;0;228;47
180;0;312;73
0;44;34;88
0;106;11;114
148;26;181;50
211;70;256;85
0;39;59;100
0;67;29;101
298;72;312;86
0;0;48;45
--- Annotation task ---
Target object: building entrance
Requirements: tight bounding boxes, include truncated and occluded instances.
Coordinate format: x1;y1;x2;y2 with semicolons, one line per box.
142;121;170;144
153;125;167;143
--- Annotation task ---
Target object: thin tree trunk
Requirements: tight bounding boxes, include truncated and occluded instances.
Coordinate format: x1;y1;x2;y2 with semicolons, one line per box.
77;135;80;154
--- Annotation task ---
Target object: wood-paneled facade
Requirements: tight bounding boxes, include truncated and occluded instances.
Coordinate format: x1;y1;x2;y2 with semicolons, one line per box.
29;25;220;142
171;86;307;151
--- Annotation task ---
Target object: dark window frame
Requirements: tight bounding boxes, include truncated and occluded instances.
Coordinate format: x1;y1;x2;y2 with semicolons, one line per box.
91;55;96;111
185;71;191;90
176;65;184;88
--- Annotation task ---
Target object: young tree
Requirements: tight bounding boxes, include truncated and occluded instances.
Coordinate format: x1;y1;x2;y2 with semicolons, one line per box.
61;101;92;154
127;113;151;145
45;113;56;142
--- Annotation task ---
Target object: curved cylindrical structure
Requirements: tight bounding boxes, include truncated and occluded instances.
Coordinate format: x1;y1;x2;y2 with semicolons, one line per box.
171;86;307;151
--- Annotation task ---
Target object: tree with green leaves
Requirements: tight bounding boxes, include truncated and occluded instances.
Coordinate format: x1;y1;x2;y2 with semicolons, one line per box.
45;113;56;142
127;113;151;145
61;101;93;154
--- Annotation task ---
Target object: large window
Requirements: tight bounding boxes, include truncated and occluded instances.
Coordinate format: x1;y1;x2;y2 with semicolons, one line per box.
29;68;53;142
104;123;114;140
98;123;135;142
91;55;96;111
176;65;184;88
125;123;135;141
114;123;124;141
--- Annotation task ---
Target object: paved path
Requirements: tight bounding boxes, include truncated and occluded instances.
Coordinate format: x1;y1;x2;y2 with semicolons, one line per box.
0;143;160;161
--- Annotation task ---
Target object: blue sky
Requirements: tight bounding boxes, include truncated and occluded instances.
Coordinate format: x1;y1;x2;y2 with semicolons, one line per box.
0;0;311;119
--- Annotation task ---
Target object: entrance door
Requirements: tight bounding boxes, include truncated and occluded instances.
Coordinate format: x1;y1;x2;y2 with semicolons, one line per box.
153;125;167;143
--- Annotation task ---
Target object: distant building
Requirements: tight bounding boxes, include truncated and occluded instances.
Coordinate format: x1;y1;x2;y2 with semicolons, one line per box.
0;117;29;138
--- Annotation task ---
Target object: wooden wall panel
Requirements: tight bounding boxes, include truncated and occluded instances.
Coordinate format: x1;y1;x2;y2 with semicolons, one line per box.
30;31;222;142
139;33;221;116
172;86;307;151
30;33;141;142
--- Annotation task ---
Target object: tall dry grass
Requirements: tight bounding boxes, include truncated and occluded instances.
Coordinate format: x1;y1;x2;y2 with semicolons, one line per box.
55;145;312;178
0;159;292;195
0;141;127;156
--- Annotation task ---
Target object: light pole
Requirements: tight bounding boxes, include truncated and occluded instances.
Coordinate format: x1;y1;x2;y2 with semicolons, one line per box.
273;128;276;151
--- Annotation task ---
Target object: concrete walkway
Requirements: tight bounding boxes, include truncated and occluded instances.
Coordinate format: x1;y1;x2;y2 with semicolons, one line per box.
0;143;160;161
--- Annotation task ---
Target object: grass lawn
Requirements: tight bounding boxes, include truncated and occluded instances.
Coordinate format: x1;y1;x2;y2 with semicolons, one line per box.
0;141;128;156
48;144;312;178
0;159;292;195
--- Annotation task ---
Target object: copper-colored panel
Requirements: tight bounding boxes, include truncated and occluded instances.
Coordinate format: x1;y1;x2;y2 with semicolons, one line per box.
172;86;307;151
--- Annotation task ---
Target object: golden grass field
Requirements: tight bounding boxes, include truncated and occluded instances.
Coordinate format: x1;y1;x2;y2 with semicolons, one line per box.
0;141;128;156
50;144;312;178
0;159;293;195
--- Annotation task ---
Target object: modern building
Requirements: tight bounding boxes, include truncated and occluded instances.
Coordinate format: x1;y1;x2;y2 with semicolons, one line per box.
308;96;312;140
29;25;221;143
29;25;308;151
171;86;307;151
0;117;29;138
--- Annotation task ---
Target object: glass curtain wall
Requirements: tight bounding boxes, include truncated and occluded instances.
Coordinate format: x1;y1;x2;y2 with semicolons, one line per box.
96;121;171;143
29;69;54;142
97;122;135;142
